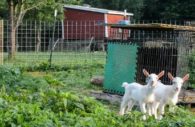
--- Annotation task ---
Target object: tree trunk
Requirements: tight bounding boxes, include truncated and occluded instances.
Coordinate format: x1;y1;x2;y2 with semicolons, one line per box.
9;27;16;59
8;0;16;60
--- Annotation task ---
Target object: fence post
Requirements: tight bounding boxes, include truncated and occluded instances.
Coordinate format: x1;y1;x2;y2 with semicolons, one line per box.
0;20;3;65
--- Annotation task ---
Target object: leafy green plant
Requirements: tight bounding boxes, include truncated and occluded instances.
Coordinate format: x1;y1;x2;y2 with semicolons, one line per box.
0;103;59;127
44;75;63;87
0;65;194;126
188;52;195;89
0;65;21;88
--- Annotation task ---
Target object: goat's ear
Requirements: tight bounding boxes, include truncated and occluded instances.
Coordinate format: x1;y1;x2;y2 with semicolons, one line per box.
168;72;174;80
158;70;165;79
183;74;189;82
143;69;150;77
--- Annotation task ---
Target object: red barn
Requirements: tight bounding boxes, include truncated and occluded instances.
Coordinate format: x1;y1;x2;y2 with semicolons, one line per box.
63;5;133;40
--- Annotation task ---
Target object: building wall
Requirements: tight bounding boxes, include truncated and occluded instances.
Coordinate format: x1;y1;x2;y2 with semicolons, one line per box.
64;9;105;40
64;9;104;21
107;14;129;39
63;8;130;40
107;14;126;23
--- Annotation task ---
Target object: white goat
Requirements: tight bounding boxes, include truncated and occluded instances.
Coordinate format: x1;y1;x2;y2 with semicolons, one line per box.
150;72;189;120
119;69;164;120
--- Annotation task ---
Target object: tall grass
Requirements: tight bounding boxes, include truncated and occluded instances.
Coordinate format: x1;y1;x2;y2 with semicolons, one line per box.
3;51;106;66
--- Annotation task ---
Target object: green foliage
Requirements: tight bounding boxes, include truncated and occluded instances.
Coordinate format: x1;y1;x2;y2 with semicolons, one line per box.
188;52;195;89
0;65;21;87
0;65;194;126
83;0;195;20
142;0;195;20
0;0;8;19
24;0;66;22
1;103;58;127
1;0;195;20
83;0;144;19
19;61;104;72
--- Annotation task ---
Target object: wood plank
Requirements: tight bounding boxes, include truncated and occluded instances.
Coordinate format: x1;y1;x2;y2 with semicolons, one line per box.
107;23;195;31
179;90;195;103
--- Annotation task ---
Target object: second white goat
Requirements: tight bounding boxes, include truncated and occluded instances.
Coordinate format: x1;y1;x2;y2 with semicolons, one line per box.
150;72;189;120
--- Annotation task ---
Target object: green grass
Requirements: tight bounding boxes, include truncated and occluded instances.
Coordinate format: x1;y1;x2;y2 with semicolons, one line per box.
3;51;106;66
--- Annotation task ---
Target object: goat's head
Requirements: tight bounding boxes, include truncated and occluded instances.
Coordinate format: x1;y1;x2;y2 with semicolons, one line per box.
168;72;189;92
143;69;165;88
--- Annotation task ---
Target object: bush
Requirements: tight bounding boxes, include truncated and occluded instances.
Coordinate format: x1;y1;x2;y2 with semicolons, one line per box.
188;52;195;89
0;65;21;87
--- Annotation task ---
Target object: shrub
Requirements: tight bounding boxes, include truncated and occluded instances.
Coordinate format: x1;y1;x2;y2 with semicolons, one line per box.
0;65;21;88
188;52;195;89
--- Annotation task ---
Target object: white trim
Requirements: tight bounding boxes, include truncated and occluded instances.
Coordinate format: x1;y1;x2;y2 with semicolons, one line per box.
104;14;108;37
64;5;133;16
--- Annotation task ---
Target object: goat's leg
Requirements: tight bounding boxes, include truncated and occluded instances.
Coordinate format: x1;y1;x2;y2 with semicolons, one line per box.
147;103;153;116
140;102;147;120
152;102;160;119
159;104;165;115
119;97;129;115
126;100;135;113
157;103;165;120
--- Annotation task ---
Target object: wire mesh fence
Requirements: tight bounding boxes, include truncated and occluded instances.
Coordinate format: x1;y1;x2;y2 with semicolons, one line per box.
1;20;195;87
2;20;107;65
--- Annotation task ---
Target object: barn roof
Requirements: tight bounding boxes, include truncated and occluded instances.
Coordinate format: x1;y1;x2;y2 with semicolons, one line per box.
64;5;134;16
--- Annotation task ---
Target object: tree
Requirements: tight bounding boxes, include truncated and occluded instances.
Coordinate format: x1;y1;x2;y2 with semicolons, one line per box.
83;0;144;20
6;0;51;59
24;0;82;52
142;0;195;20
0;0;8;19
121;0;144;20
24;0;64;52
142;0;160;20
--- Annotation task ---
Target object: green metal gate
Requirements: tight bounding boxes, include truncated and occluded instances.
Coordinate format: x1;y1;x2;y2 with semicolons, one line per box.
103;43;138;95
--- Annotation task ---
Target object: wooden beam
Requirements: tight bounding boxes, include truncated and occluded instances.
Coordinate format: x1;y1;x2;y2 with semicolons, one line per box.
107;23;195;31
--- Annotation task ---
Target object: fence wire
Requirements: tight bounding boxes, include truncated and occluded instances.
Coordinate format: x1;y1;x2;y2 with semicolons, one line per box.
1;20;195;86
3;20;107;65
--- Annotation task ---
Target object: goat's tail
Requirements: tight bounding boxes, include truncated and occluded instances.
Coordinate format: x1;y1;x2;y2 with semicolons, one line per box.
122;82;129;88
